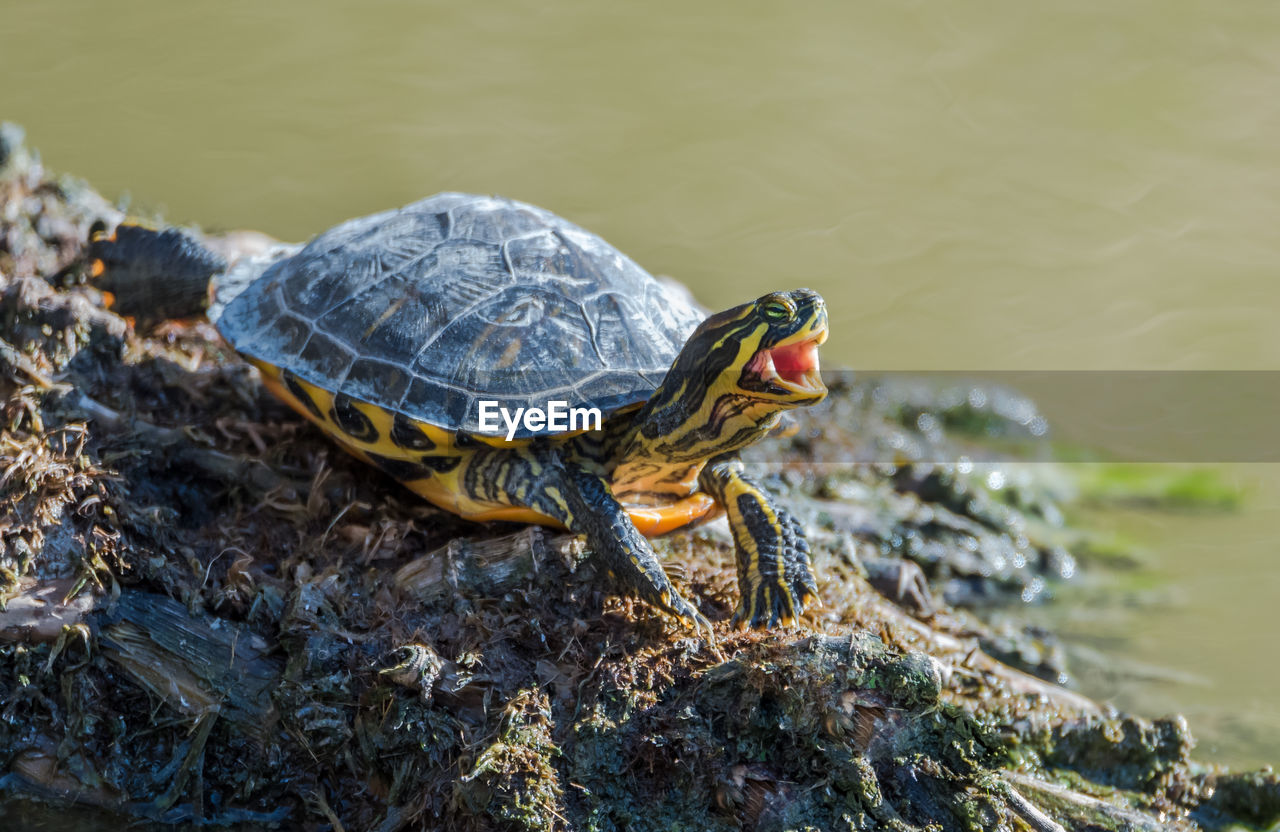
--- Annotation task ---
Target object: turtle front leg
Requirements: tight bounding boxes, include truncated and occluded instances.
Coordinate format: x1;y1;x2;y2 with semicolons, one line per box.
699;454;819;628
521;453;711;632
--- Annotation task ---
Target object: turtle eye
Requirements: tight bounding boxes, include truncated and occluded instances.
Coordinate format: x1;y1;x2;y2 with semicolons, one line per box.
761;296;795;321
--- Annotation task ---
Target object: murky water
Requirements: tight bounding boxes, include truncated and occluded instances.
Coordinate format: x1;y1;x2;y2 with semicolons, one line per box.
5;0;1278;767
1036;463;1280;769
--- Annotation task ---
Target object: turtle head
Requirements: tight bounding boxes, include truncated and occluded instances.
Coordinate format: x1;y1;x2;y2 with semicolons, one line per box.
732;288;829;404
630;289;828;458
677;288;828;409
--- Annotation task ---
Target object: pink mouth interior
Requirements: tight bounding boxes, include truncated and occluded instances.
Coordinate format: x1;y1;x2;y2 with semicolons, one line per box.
769;340;820;384
747;338;822;387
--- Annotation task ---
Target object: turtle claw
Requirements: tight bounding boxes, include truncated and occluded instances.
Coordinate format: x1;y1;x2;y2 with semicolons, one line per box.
645;585;720;650
691;609;720;654
652;586;710;630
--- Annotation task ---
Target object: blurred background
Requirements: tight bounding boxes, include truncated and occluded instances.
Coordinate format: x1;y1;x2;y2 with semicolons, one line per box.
4;0;1277;765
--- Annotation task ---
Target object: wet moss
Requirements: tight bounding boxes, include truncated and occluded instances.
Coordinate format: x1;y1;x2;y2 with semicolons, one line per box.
456;689;565;831
1197;769;1280;829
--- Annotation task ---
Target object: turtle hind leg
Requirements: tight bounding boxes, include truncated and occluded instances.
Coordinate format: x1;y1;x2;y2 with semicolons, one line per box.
522;453;711;631
699;454;819;629
88;223;227;324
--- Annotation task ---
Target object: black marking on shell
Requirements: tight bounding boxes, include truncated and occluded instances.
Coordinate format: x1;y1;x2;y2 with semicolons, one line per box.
282;371;324;420
391;413;436;451
419;455;462;474
330;393;380;443
366;451;431;482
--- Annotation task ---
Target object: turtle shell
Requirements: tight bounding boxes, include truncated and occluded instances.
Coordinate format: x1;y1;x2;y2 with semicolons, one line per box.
216;193;707;437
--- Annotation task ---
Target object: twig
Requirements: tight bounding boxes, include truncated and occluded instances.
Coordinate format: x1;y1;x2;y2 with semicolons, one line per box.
1000;776;1067;832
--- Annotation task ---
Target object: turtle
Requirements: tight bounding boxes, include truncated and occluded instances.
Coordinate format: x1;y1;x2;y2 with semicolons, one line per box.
87;193;829;630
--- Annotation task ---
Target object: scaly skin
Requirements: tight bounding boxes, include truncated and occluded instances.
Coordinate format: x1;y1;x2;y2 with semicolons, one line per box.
699;455;819;628
532;456;713;630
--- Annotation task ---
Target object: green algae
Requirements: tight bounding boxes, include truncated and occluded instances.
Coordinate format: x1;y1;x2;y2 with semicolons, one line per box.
1071;464;1245;511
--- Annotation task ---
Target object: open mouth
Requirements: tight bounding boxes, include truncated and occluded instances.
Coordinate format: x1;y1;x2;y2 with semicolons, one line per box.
746;327;829;395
